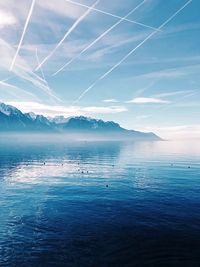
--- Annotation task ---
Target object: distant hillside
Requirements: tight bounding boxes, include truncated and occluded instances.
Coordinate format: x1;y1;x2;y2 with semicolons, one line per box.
0;102;161;140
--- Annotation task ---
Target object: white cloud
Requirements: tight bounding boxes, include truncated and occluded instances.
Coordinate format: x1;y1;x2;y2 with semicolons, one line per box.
103;99;118;103
154;90;194;98
37;0;87;19
83;106;126;113
0;9;16;28
6;101;127;117
127;97;170;104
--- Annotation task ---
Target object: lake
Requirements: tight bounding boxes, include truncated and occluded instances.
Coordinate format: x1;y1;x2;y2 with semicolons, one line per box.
0;138;200;266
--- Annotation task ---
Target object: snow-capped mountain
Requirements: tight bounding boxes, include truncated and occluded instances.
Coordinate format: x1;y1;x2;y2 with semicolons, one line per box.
49;115;70;124
62;116;123;132
0;102;53;132
25;112;37;120
0;102;24;116
0;102;161;140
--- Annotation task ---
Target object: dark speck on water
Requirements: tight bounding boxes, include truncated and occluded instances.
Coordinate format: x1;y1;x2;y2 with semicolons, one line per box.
0;139;200;267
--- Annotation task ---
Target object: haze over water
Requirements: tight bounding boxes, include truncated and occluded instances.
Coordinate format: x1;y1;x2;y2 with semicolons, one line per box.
0;138;200;267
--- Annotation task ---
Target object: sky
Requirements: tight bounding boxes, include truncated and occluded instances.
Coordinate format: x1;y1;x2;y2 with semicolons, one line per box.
0;0;199;139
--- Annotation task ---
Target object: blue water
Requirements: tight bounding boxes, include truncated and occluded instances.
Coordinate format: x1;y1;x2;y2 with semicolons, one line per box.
0;139;200;267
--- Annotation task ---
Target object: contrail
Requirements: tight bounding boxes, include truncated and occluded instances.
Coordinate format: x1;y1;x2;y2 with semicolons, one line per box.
75;0;192;103
16;63;47;85
36;48;47;84
1;76;13;83
53;0;147;76
0;80;37;99
10;0;36;71
15;63;61;102
35;0;100;71
35;48;62;103
64;0;161;32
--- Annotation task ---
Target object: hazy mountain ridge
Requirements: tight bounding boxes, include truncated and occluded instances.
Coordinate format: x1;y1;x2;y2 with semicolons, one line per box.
0;102;161;140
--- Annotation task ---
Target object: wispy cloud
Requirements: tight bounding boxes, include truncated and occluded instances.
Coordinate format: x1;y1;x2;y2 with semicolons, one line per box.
103;99;119;103
52;0;147;76
159;22;200;37
126;97;170;104
0;0;198;139
64;0;161;31
35;0;100;71
37;0;86;19
6;101;127;117
0;80;38;100
154;90;194;98
74;0;192;102
128;64;200;81
0;10;17;28
0;38;61;102
84;32;149;62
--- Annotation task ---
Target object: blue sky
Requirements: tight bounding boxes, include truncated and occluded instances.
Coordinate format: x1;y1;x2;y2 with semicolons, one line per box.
0;0;199;139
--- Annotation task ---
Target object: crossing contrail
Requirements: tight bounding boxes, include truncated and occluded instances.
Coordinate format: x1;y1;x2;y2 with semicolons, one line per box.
36;48;47;84
15;63;61;102
16;63;47;85
53;0;147;76
35;48;62;102
35;0;99;71
0;80;37;99
74;0;192;103
64;0;161;32
10;0;36;71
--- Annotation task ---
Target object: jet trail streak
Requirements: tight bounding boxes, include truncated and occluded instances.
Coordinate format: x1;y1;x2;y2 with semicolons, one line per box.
74;0;192;103
35;48;62;102
64;0;161;32
53;0;147;76
36;48;47;84
10;0;36;71
35;0;99;71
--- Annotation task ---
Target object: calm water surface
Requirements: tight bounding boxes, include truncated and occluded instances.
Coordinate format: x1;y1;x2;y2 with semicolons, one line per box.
0;139;200;267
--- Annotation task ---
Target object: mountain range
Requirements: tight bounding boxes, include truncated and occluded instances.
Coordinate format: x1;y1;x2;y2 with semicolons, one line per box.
0;102;161;140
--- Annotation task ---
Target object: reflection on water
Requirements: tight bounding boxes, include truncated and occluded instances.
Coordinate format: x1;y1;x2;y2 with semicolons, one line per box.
0;138;200;267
